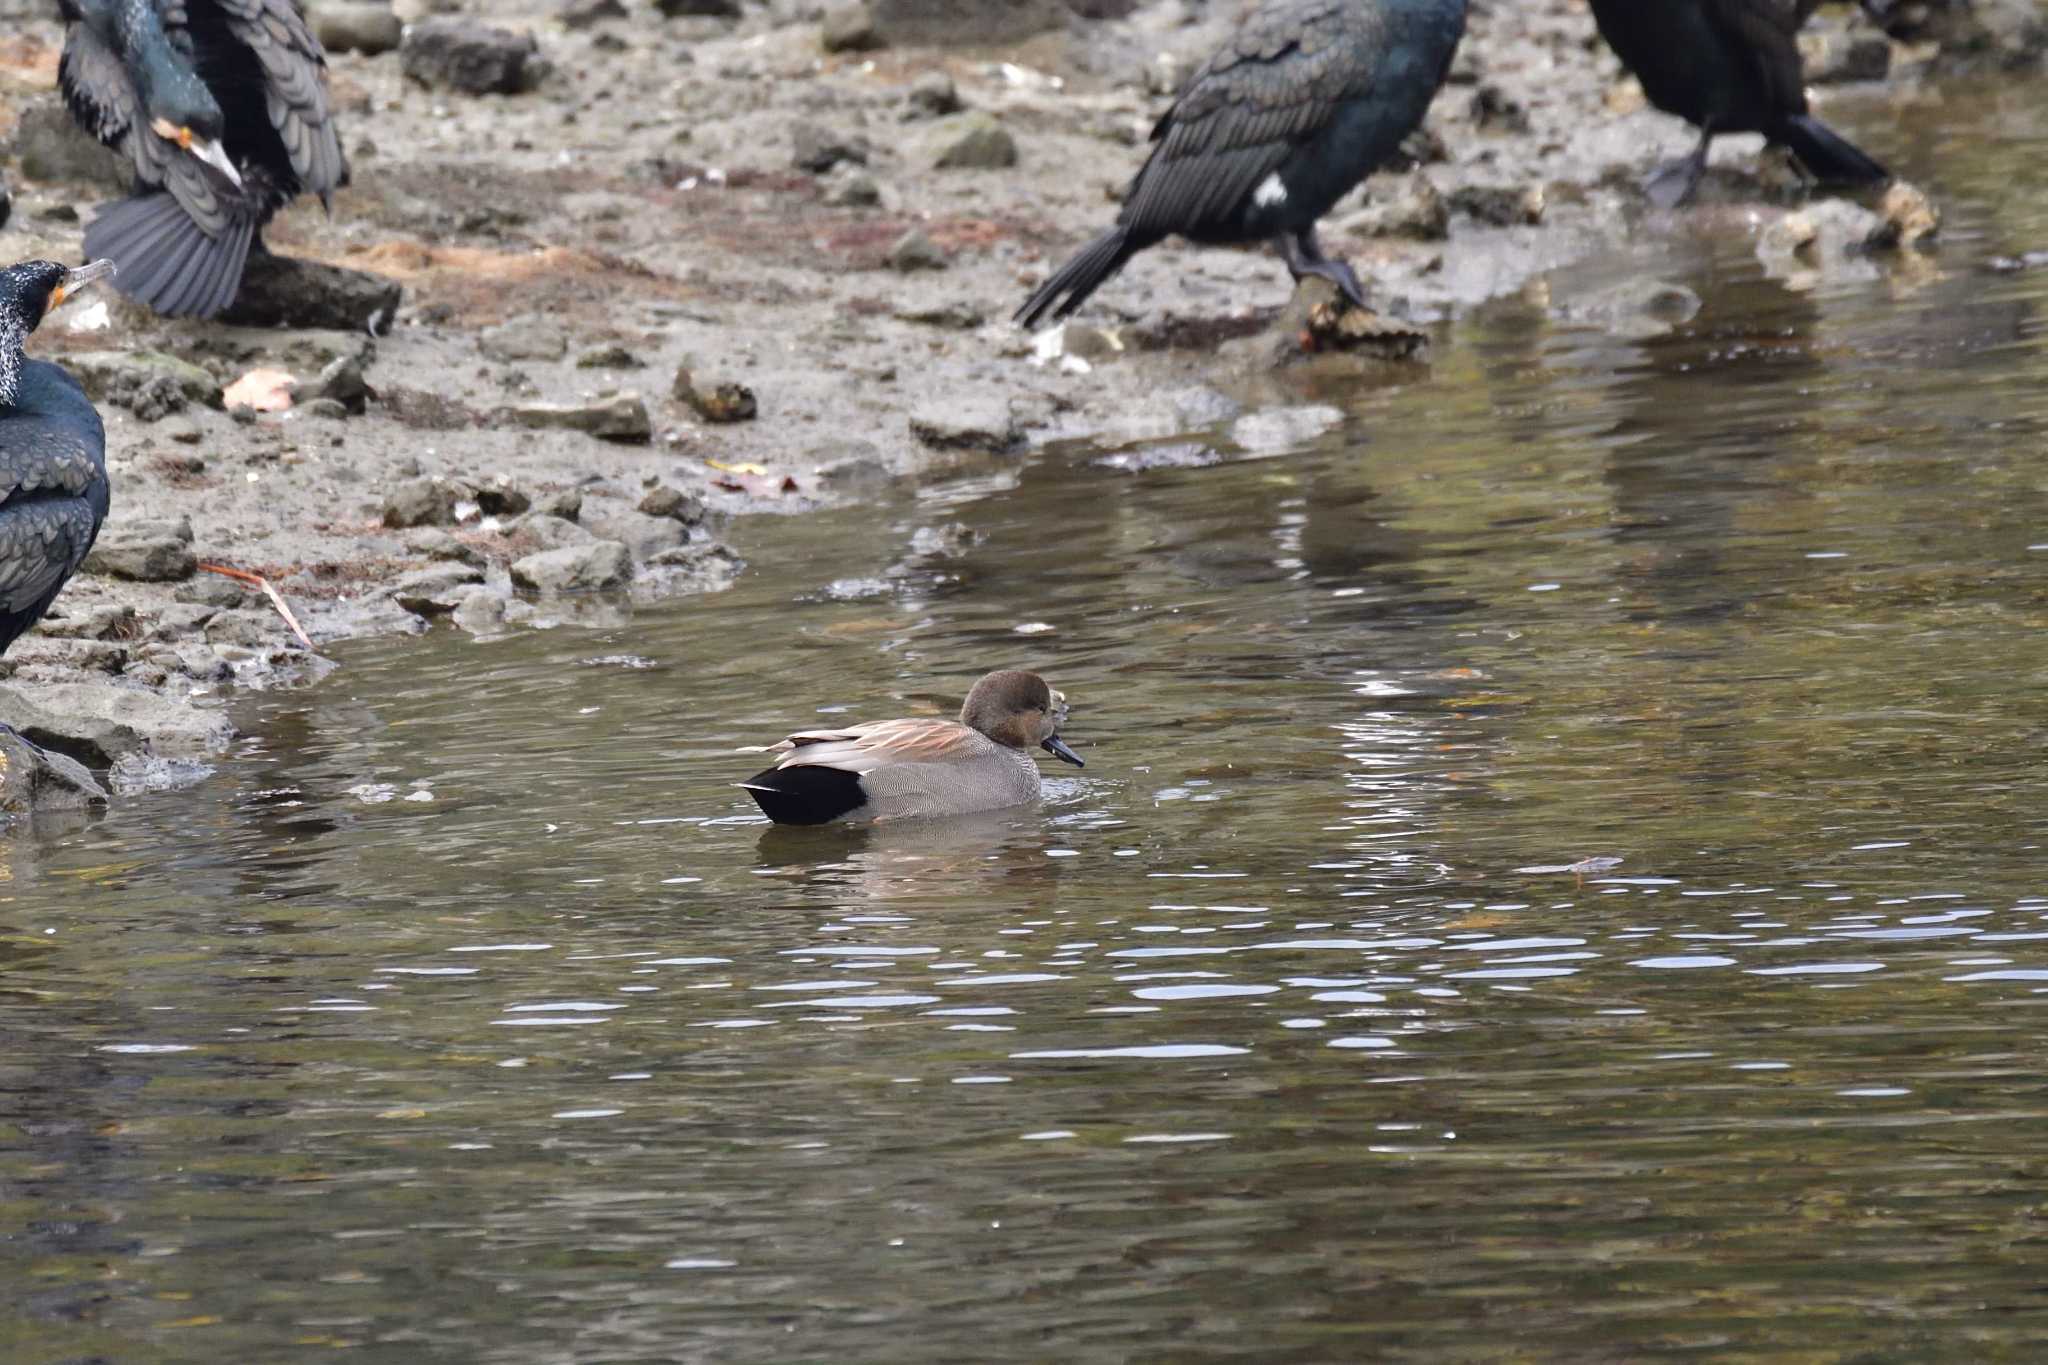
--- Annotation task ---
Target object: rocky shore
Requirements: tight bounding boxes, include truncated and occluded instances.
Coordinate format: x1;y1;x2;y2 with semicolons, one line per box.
0;0;2033;789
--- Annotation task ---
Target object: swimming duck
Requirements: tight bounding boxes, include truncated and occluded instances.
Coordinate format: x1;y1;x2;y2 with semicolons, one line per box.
740;669;1084;825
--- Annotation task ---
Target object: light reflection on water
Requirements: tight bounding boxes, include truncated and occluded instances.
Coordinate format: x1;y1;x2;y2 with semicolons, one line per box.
6;102;2048;1361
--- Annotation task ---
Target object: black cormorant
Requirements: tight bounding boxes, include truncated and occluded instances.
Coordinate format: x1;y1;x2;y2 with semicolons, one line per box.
1015;0;1469;329
0;260;116;655
57;0;347;318
1589;0;1890;208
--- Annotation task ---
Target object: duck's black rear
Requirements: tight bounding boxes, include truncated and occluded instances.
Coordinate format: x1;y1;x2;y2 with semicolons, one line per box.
740;765;866;825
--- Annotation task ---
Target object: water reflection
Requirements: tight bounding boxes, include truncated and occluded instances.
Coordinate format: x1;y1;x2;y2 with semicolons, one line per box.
5;103;2048;1362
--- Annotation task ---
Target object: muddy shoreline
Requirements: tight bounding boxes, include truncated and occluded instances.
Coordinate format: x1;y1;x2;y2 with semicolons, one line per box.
0;0;2027;778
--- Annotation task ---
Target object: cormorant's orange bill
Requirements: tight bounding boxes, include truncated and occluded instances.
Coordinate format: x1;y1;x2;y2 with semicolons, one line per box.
149;117;244;189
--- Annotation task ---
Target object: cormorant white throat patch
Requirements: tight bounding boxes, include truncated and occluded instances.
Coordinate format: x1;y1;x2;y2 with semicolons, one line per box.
1253;172;1288;208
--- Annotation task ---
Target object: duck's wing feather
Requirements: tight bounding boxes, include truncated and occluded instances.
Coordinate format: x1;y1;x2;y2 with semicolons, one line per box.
765;718;988;774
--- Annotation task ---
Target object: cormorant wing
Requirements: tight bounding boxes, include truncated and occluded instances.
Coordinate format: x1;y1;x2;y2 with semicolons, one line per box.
209;0;350;202
58;6;245;239
1120;0;1363;237
0;498;100;620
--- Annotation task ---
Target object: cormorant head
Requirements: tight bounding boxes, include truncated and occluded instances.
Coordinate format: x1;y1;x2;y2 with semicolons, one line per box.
77;0;244;190
0;259;117;336
0;260;115;406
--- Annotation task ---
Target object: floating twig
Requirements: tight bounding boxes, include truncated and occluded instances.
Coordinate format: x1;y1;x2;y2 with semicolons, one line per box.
197;562;314;652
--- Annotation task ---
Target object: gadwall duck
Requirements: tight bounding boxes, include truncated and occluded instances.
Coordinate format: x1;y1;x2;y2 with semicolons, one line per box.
739;669;1084;825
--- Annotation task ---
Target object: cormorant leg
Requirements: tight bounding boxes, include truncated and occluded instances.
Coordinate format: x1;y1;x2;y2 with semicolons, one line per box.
1644;125;1714;209
1277;228;1370;311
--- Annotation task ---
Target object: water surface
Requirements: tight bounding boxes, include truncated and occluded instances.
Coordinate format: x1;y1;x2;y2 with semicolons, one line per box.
7;92;2048;1360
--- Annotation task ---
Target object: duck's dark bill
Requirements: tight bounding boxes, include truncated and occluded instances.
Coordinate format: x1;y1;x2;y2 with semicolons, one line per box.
1042;735;1084;767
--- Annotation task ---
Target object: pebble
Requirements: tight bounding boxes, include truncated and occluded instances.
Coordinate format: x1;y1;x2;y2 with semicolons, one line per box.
933;112;1018;169
638;485;706;523
504;394;654;443
821;2;882;52
401;18;543;96
510;541;634;593
479;315;567;362
313;1;403;56
887;228;950;272
382;477;457;528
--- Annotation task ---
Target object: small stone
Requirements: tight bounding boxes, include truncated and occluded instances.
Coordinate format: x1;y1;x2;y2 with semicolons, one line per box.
886;228;949;272
514;513;595;550
908;394;1022;452
638;484;706;523
1468;84;1530;134
382;477;456;528
175;576;246;607
449;586;507;633
820;2;881;52
204;609;288;649
792;122;868;174
822;167;883;207
479;314;567;362
83;523;197;582
576;344;643;369
1338;173;1449;241
401;18;542;95
391;563;486;616
476;484;532;517
163;414;205;445
314;1;403;55
504;393;653;442
151;603;218;638
905;71;962;119
558;0;627;28
1800;29;1892;83
302;397;350;421
532;488;584;521
219;254;403;333
510;540;634;593
1867;180;1940;250
405;526;487;566
584;511;685;558
66;351;221;411
682;377;757;424
1447;184;1544;227
933;112;1018;170
314;352;369;412
36;603;136;641
0;729;108;813
656;0;740;14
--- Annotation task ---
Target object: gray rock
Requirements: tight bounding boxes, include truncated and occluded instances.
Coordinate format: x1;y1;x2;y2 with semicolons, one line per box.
638;484;706;523
909;395;1023;453
904;71;962;119
510;540;634;593
1337;173;1449;241
150;603;219;639
514;513;596;550
821;167;883;207
36;603;136;640
314;352;369;413
1448;183;1544;227
218;253;402;333
820;2;881;51
933;112;1018;170
0;730;108;814
383;477;456;528
302;397;350;421
792;123;868;174
559;0;627;27
0;681;235;766
175;576;246;607
479;314;567;362
887;228;949;272
576;344;643;369
66;351;222;411
449;586;508;633
7;99;129;193
476;483;532;517
657;0;740;13
870;0;1103;45
405;526;487;566
532;488;585;521
584;511;686;558
401;18;542;95
502;393;653;442
84;518;198;582
312;1;403;54
204;609;290;649
391;563;487;616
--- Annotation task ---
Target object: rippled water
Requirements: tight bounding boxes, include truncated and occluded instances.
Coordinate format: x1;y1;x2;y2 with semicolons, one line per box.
9;94;2048;1359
